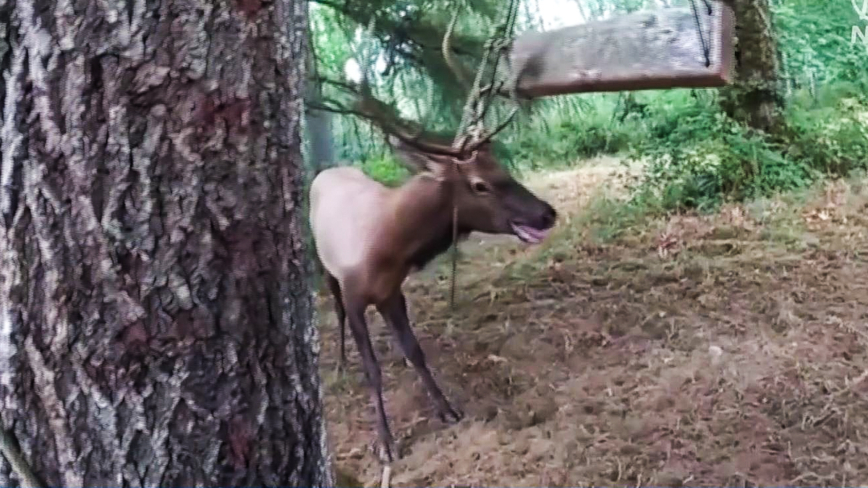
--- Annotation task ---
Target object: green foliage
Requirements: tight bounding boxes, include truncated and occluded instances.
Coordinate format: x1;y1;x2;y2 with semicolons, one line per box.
774;0;867;87
358;154;411;186
785;92;868;175
630;109;812;211
510;97;642;168
629;88;868;211
309;6;351;77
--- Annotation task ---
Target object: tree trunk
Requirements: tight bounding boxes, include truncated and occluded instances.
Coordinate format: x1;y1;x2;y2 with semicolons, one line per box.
304;95;337;173
303;28;336;174
0;0;333;486
719;0;785;132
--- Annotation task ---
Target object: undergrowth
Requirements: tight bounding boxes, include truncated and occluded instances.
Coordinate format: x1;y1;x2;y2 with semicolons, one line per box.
357;83;867;214
627;86;868;212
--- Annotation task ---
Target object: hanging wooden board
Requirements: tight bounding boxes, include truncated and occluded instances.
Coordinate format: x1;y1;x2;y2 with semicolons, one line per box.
508;2;735;98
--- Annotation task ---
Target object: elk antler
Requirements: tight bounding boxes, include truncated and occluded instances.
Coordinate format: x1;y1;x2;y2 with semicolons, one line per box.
309;76;506;159
440;2;522;160
442;9;475;90
353;92;465;156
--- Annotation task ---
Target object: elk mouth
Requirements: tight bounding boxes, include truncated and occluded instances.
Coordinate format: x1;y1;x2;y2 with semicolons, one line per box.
510;221;550;244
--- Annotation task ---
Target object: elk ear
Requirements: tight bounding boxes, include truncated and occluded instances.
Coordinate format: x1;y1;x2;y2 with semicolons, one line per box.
391;140;454;175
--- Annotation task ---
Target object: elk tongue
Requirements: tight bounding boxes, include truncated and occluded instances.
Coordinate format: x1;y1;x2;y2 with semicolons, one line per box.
510;222;549;244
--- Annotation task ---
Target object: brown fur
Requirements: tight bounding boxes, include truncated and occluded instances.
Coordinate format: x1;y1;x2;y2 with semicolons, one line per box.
309;141;557;462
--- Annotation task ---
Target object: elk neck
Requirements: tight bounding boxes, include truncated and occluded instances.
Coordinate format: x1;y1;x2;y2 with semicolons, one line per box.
385;173;468;273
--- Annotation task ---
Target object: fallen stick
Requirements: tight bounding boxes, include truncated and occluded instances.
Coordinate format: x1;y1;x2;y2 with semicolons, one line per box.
380;465;392;488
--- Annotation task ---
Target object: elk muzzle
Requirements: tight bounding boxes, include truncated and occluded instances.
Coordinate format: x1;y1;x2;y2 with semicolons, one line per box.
510;202;556;243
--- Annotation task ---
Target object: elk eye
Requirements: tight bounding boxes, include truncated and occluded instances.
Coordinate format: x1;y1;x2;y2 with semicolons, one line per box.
472;180;491;194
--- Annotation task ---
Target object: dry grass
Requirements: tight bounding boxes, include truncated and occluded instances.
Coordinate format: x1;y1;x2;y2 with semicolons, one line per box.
318;159;868;487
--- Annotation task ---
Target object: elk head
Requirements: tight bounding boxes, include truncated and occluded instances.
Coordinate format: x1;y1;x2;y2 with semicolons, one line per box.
391;137;557;244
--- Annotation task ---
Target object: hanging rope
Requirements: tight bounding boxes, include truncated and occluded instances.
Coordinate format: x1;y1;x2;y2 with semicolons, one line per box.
449;0;521;154
446;0;521;311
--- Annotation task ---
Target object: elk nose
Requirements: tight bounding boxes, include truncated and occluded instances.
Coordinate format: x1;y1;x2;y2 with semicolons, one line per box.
540;203;557;229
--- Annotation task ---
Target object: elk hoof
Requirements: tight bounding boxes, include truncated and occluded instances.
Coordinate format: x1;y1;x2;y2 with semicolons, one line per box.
372;438;398;463
438;405;464;424
333;362;346;379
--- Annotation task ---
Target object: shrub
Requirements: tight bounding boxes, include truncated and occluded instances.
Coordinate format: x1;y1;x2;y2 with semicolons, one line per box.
629;87;868;212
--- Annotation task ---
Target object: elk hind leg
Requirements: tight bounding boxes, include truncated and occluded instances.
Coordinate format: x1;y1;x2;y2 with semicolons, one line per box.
325;273;348;371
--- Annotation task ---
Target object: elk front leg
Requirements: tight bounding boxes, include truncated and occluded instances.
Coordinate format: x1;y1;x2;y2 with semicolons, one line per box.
378;292;463;423
346;299;396;462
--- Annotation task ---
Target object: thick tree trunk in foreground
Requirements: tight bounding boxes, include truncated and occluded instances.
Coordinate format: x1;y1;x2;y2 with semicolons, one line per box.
0;0;333;486
719;0;785;132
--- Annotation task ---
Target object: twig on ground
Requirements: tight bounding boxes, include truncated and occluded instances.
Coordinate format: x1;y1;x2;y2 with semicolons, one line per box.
381;464;392;488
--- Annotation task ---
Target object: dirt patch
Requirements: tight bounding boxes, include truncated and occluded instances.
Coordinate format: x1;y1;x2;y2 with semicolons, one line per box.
318;165;868;487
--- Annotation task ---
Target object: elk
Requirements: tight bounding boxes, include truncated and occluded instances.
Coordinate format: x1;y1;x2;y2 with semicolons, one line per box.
308;132;557;462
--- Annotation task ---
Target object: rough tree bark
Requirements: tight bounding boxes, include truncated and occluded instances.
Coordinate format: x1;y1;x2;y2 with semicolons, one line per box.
719;0;786;132
0;0;334;485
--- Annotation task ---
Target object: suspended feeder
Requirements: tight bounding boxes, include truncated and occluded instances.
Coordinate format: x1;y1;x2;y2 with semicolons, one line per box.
506;0;736;98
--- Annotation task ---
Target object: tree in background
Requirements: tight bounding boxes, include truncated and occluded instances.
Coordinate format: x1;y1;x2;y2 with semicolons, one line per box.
304;28;338;174
0;0;332;485
720;0;786;132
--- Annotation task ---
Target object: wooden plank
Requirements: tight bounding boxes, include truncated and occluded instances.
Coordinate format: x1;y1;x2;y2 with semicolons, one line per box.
508;2;735;98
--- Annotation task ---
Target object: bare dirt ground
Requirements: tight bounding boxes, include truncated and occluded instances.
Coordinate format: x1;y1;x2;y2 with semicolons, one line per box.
317;156;868;487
